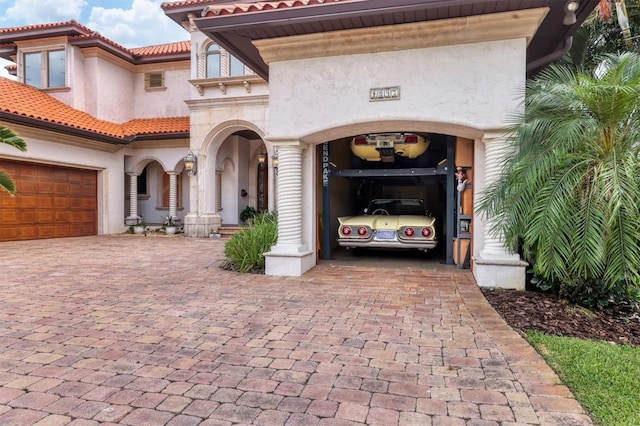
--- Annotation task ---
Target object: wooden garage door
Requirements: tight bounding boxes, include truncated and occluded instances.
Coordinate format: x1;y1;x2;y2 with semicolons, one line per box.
0;160;97;241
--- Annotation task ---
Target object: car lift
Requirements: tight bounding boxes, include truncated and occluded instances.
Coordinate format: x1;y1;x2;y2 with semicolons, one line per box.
320;137;457;265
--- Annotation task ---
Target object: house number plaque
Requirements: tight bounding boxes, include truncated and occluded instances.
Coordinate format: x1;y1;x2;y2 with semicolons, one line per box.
369;86;400;102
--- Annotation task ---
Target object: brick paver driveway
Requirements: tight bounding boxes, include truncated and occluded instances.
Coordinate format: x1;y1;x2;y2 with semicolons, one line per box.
0;236;591;425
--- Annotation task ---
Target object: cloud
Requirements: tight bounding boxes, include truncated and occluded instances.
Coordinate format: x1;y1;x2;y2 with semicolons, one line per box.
4;0;87;24
87;0;188;48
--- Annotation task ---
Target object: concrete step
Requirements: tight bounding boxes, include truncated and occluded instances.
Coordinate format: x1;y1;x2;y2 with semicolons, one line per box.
218;225;248;237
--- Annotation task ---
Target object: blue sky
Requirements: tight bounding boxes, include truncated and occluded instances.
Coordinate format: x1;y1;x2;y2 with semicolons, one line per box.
0;0;189;47
0;0;190;77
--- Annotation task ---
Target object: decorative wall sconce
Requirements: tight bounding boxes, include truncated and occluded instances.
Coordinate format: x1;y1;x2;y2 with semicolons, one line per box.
563;1;579;25
184;151;197;176
272;152;279;175
257;153;267;164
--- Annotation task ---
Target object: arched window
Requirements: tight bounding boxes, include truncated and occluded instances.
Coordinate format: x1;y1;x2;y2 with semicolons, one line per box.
206;43;221;78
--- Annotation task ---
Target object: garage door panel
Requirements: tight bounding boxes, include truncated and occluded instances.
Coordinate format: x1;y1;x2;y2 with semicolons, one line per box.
2;209;19;223
54;182;68;194
54;197;69;209
0;160;97;241
18;179;36;192
81;198;96;209
36;197;52;208
20;195;38;208
82;182;96;195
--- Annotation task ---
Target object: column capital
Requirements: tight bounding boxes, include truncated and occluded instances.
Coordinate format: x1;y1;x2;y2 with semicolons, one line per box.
127;171;140;177
482;129;510;143
265;137;308;150
166;171;179;176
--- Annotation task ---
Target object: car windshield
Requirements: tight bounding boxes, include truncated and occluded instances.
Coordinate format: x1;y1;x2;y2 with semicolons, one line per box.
368;199;427;215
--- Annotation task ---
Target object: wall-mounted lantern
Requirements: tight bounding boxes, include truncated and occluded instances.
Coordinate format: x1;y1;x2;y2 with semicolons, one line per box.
563;1;579;25
184;151;197;176
257;153;267;164
272;152;279;175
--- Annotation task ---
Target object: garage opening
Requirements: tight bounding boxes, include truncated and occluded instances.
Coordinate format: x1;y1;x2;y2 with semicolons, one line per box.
0;159;97;241
317;132;473;269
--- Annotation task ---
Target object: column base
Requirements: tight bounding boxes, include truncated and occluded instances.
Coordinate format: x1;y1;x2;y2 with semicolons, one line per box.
184;214;222;238
264;246;315;276
124;216;140;226
473;255;528;290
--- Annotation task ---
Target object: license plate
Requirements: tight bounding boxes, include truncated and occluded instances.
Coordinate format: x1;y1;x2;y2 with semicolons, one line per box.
376;139;393;148
376;230;395;239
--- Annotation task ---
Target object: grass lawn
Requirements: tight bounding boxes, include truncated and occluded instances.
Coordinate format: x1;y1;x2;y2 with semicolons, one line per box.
526;331;640;426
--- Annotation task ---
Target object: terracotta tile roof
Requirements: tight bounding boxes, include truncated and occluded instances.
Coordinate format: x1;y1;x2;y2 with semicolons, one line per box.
130;41;191;56
0;20;93;35
0;77;189;141
204;0;348;16
122;117;190;135
162;0;222;9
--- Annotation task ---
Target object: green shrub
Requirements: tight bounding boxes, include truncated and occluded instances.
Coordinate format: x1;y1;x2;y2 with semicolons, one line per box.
223;212;277;273
239;206;258;224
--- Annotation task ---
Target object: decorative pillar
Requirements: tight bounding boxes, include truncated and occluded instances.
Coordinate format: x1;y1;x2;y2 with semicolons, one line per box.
125;172;140;224
168;172;178;220
473;131;527;289
264;140;315;276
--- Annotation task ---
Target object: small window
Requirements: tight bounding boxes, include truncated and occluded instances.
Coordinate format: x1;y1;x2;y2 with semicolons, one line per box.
144;71;165;90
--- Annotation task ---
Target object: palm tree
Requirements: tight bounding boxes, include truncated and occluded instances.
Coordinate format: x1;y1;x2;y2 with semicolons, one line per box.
564;0;640;70
0;126;27;195
478;53;640;302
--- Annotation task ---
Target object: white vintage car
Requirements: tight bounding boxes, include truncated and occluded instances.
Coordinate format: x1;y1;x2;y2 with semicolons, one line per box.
351;133;430;163
337;199;437;251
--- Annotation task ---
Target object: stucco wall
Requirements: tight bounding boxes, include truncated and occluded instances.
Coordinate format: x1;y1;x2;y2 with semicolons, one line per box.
84;57;135;123
133;65;191;118
268;39;526;138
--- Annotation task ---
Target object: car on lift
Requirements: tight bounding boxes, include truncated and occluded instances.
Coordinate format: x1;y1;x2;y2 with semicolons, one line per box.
350;133;430;165
337;198;437;252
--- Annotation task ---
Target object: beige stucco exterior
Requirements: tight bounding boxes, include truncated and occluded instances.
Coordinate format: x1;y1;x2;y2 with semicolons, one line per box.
0;6;549;289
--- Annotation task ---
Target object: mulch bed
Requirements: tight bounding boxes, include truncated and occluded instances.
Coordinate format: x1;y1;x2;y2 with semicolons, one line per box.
481;288;640;347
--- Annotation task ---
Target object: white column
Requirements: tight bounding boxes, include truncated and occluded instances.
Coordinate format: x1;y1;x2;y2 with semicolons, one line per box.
480;135;520;261
474;131;527;289
168;171;177;220
265;140;315;276
126;172;139;222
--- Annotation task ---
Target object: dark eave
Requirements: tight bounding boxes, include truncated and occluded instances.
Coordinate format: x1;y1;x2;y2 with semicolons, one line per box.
165;0;599;81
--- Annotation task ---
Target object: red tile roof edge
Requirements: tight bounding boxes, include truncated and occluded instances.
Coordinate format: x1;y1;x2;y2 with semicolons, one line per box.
0;77;189;142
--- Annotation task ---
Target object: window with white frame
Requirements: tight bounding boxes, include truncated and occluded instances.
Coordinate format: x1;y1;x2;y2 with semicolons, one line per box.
205;42;245;78
24;49;66;88
206;43;221;78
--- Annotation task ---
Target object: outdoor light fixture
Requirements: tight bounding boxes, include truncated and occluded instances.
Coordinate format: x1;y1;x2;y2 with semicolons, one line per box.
257;153;266;164
563;1;579;25
184;151;197;176
272;152;279;175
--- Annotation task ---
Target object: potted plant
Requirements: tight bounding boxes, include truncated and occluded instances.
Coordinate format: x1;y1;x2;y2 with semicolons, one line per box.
163;215;178;235
239;206;258;225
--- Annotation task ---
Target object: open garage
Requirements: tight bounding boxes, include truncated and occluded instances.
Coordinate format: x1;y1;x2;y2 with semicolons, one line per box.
0;159;97;241
317;133;473;268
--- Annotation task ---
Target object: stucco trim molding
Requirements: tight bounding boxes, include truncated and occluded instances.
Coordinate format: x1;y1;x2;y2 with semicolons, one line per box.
253;8;548;64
